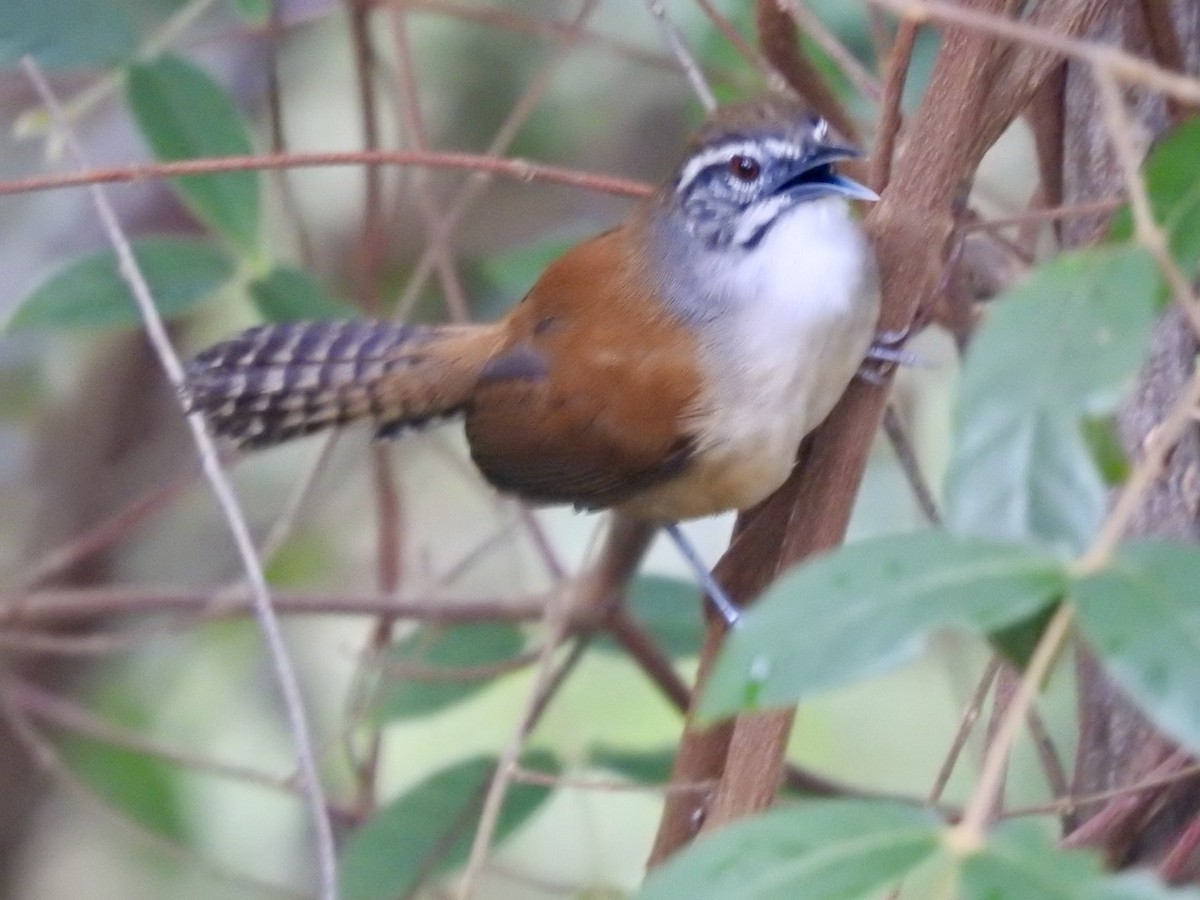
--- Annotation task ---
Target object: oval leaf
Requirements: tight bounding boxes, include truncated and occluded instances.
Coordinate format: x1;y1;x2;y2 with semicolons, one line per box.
8;237;233;332
946;245;1158;552
1111;117;1200;276
956;820;1200;900
1074;541;1200;755
339;751;558;900
377;622;526;721
126;56;260;253
700;533;1066;720
248;266;352;322
946;408;1107;555
638;800;941;900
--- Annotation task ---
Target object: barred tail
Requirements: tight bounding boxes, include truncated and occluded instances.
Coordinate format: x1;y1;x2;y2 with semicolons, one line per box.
184;319;501;448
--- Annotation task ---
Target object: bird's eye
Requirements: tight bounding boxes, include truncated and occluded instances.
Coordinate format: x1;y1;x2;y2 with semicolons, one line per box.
728;154;761;182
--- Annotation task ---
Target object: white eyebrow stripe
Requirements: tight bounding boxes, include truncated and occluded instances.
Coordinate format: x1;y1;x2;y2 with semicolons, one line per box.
676;137;805;193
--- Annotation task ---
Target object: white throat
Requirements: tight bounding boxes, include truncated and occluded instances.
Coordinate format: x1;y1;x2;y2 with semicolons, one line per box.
638;196;879;519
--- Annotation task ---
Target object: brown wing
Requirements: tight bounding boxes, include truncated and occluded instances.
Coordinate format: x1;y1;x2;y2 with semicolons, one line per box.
465;226;705;510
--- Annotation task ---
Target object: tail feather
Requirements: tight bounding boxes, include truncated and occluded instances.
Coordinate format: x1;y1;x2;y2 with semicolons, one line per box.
185;320;500;448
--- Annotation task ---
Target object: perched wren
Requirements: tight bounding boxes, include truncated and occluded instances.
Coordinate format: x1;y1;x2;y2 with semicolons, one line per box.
185;98;882;625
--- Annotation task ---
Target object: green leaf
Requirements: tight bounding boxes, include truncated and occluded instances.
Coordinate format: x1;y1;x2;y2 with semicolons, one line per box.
947;409;1107;555
376;623;526;721
8;237;233;331
946;245;1159;552
1089;873;1200;900
66;737;186;839
226;0;270;23
126;56;260;254
594;575;704;659
588;745;675;784
1082;415;1131;486
339;751;558;900
1111;117;1200;276
248;266;352;322
700;533;1066;720
959;820;1105;899
637;800;941;900
63;686;186;839
957;820;1200;899
2;0;135;68
1074;541;1200;755
988;602;1061;670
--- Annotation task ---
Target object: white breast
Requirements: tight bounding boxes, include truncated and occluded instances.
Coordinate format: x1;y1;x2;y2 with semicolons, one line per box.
624;198;878;521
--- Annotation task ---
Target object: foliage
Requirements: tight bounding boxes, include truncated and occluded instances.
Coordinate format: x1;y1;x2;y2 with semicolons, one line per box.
5;2;1200;900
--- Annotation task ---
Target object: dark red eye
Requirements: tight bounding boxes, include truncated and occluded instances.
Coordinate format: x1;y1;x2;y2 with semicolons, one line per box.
729;154;761;181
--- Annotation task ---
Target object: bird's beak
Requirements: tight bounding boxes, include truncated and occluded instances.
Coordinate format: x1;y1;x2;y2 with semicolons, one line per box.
778;144;880;203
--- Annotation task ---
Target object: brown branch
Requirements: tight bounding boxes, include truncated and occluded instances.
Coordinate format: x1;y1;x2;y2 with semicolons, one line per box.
0;587;551;627
0;150;653;201
389;4;473;322
1137;0;1193;122
6;463;202;597
346;0;388;315
264;0;316;266
965;198;1123;232
773;0;884;101
930;659;999;804
651;0;1108;866
870;18;916;192
390;1;601;318
870;0;1200;104
755;0;860;143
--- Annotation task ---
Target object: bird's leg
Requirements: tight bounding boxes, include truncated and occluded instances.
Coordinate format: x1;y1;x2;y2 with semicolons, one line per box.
664;523;742;628
857;318;931;384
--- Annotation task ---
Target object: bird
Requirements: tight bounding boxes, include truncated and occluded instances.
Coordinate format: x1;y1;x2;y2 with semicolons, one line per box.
184;96;883;627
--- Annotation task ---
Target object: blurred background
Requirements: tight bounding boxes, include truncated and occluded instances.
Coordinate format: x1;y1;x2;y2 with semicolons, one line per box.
0;2;1062;897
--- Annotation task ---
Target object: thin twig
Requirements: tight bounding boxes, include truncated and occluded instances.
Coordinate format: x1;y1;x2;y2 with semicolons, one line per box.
693;0;786;92
955;355;1200;847
347;0;388;315
1006;762;1200;819
264;0;317;266
0;149;653;201
1026;704;1070;802
12;679;307;797
883;405;942;525
0;586;551;625
952;607;1074;848
929;659;999;805
1061;750;1192;849
646;0;716;111
391;1;604;318
869;0;1200;104
20;57;338;900
456;572;583;897
389;4;472;322
964;198;1123;232
776;0;884;101
511;766;714;794
870;18;916;191
1093;70;1200;340
378;650;541;682
6;462;203;597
